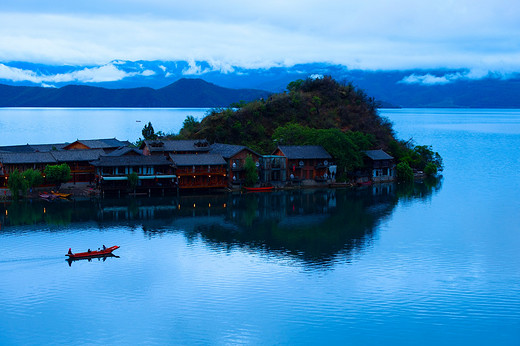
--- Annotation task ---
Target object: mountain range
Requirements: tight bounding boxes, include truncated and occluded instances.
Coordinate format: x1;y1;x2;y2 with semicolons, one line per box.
0;78;269;107
1;60;519;108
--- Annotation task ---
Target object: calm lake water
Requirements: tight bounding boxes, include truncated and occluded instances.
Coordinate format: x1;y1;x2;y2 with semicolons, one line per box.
1;108;520;345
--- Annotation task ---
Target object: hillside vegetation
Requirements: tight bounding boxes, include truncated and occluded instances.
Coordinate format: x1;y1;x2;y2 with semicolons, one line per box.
179;77;393;150
173;76;443;180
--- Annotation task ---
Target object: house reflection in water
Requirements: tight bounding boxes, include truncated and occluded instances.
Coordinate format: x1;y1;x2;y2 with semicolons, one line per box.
0;177;442;268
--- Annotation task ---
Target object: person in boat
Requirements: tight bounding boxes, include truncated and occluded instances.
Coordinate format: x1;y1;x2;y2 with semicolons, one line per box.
103;245;106;250
88;249;91;253
68;248;72;255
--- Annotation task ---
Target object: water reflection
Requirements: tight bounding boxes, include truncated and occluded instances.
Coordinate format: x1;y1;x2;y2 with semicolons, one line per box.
1;178;442;267
66;253;120;267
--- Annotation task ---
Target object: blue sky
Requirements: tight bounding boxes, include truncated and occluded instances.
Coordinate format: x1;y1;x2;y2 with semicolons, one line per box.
1;0;519;74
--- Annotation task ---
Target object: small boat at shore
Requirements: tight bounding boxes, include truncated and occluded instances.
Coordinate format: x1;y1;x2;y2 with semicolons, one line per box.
66;245;120;259
244;186;274;192
51;191;72;199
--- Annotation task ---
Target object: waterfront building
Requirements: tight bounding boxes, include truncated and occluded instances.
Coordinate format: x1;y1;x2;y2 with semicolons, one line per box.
272;146;332;183
169;154;227;189
210;143;261;186
362;149;395;183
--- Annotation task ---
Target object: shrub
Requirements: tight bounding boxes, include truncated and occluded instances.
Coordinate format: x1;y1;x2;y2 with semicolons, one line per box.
396;162;414;182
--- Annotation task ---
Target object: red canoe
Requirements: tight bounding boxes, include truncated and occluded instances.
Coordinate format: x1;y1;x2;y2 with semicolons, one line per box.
244;186;274;192
66;246;120;259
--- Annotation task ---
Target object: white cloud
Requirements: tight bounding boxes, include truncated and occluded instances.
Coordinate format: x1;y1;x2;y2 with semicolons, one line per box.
0;1;519;72
140;69;156;76
0;63;139;84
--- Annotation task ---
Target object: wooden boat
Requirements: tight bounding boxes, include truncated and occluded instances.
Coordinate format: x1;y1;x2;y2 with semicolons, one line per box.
244;186;274;192
51;191;72;198
66;245;120;259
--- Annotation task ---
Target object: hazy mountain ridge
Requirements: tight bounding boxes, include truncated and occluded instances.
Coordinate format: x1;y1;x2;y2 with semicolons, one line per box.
0;78;270;107
1;60;520;107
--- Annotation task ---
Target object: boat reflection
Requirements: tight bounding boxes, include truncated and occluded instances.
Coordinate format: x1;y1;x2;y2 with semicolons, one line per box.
66;253;120;267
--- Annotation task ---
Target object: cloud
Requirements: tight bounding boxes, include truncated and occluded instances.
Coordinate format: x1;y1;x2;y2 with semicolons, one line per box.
400;74;455;85
0;63;154;85
399;69;520;85
0;1;519;72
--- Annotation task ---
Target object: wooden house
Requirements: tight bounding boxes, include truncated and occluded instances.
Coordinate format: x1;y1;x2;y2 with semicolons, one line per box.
50;149;104;184
210;143;261;186
169;154;227;189
63;138;130;153
273;146;332;182
141;139;210;156
0;152;56;188
90;155;176;194
363;150;395;183
258;155;287;184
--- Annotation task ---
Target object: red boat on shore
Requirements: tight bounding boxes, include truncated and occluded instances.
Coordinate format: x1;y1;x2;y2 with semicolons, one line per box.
66;245;120;259
244;186;274;192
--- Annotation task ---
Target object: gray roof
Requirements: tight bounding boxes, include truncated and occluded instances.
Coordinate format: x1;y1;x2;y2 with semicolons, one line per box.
0;152;57;164
0;143;69;153
90;155;172;167
51;149;105;162
210;143;260;159
144;139;210;153
105;147;143;156
31;143;69;152
364;149;394;160
169;154;226;166
276;146;332;160
0;144;35;153
66;138;130;149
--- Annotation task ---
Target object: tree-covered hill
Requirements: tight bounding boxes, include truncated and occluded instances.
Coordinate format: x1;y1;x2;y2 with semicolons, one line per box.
179;77;394;152
174;76;443;180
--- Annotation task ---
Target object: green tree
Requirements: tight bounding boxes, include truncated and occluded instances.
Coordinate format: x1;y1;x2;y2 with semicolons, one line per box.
424;162;438;176
44;164;71;189
396;162;414;182
142;122;157;140
127;172;139;194
7;170;26;200
23;169;43;193
244;155;258;187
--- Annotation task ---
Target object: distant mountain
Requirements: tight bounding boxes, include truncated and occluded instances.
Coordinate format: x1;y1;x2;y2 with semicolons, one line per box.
0;78;270;107
1;60;520;107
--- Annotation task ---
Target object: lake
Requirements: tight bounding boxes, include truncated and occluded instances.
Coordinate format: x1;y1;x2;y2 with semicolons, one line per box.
1;108;519;345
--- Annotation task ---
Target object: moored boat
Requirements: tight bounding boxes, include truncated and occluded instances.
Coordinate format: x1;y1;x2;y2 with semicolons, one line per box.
244;186;274;192
66;245;120;259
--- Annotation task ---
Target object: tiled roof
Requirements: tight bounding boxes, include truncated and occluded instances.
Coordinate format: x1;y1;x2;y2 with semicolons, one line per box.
276;146;332;160
169;154;226;166
31;143;69;152
66;138;130;149
0;152;57;164
90;155;171;167
144;139;210;152
364;150;394;161
105;147;143;156
51;149;105;162
210;143;260;158
0;144;35;153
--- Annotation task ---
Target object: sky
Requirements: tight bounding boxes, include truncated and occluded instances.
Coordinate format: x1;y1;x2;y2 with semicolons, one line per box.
0;0;519;73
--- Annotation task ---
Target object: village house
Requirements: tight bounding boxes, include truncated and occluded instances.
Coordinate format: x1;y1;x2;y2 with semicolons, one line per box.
362;149;395;183
90;155;176;195
0;152;57;188
210;143;261;186
63;138;131;153
51;149;105;184
169;154;227;189
273;146;332;183
258;155;287;184
141;139;210;156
